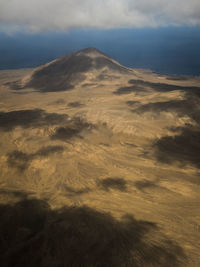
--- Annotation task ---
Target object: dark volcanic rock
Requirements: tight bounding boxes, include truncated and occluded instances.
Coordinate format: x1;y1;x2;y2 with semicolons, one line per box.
26;54;91;92
22;48;130;93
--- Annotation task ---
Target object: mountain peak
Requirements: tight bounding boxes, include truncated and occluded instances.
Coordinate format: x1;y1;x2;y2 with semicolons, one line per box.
75;47;107;58
79;47;102;54
23;48;131;92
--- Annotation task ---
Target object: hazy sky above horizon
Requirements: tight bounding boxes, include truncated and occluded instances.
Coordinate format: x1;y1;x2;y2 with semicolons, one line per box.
0;0;200;33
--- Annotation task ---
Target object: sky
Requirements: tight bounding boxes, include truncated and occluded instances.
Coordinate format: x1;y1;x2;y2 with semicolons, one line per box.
0;0;200;75
0;0;200;33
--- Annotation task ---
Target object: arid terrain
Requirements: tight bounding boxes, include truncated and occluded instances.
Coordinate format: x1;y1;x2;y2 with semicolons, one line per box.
0;48;200;266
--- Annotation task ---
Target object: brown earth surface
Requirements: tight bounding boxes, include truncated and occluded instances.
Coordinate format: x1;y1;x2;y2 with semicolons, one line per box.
0;48;200;266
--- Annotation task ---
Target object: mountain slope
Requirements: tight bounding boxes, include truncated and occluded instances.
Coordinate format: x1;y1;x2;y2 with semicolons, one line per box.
25;47;131;92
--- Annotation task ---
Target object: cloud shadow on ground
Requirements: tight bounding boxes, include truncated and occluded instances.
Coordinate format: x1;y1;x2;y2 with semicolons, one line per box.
165;75;190;81
130;89;200;124
128;79;200;96
67;101;84;108
49;98;66;105
7;151;31;171
133;100;188;114
34;146;64;157
126;101;140;106
64;185;91;196
0;197;185;267
0;109;68;131
133;99;199;120
82;83;97;87
154;126;200;168
0;189;28;199
51;117;94;141
113;86;148;95
7;145;65;171
97;177;127;192
135;180;158;192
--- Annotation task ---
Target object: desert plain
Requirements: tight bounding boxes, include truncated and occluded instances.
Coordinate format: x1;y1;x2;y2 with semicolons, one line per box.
0;48;199;266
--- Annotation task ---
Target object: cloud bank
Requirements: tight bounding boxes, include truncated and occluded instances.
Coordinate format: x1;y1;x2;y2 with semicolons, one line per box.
0;0;200;33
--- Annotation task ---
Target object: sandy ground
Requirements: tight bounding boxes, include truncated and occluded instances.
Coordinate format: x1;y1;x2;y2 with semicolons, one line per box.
0;56;199;266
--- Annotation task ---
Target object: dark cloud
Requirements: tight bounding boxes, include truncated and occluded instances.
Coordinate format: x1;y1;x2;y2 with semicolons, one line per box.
0;0;200;33
0;197;185;267
97;177;127;192
0;109;68;131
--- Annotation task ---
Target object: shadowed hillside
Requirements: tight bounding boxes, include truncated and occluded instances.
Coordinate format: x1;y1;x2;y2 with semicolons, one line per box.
12;48;131;93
